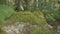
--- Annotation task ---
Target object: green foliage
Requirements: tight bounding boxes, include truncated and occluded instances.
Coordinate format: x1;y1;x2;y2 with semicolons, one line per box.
0;5;15;23
5;11;47;26
30;28;52;34
42;8;60;22
0;0;6;4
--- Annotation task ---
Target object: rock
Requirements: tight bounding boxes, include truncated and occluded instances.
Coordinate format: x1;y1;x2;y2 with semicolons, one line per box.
1;22;40;34
2;22;50;34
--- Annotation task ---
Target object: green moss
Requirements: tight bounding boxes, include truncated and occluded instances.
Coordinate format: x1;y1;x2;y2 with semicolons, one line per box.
33;11;47;25
30;28;52;34
5;11;47;26
0;28;6;34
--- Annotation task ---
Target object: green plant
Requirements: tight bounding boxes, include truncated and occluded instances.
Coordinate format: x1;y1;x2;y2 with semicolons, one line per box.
0;5;15;23
0;0;6;4
0;28;6;34
33;11;47;25
30;28;52;34
42;8;60;22
5;11;47;26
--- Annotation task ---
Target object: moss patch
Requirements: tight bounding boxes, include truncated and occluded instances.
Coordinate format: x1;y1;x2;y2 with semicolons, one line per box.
5;11;47;26
30;28;52;34
0;28;6;34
